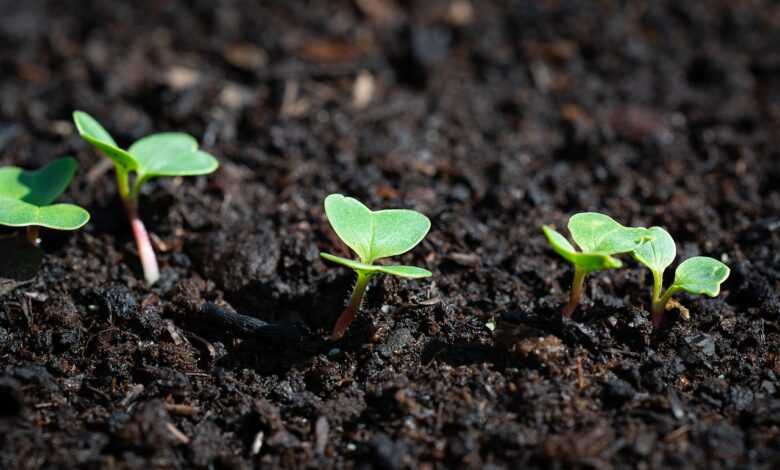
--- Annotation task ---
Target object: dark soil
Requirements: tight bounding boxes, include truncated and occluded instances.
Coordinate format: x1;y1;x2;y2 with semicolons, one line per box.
1;0;780;468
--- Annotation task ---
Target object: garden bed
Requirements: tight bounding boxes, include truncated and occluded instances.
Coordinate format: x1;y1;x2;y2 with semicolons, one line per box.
1;0;779;468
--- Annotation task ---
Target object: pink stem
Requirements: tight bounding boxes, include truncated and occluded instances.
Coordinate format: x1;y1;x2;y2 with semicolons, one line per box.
125;202;159;285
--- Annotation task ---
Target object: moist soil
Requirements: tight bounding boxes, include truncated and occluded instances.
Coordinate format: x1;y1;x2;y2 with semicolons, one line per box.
1;1;779;468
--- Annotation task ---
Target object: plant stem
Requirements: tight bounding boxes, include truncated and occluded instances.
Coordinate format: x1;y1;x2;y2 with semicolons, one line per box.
116;169;131;201
117;169;159;285
26;226;40;247
652;286;680;329
651;269;663;305
123;198;160;286
562;267;587;317
330;271;372;340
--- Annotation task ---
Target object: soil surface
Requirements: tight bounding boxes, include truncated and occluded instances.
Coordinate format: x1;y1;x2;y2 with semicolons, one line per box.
1;0;780;468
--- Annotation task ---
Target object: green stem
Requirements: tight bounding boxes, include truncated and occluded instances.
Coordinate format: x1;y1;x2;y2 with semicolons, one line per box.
330;271;372;340
116;169;131;201
128;174;148;201
562;266;587;317
652;285;680;329
651;270;663;306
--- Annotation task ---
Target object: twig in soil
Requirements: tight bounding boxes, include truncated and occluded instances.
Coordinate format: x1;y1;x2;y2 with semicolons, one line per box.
166;422;191;445
119;384;145;407
198;303;307;341
663;425;691;443
85;384;111;402
165;403;199;417
184;331;217;362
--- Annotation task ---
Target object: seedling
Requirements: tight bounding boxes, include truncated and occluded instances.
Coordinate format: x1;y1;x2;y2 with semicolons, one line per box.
320;194;432;340
542;212;648;317
633;226;729;329
73;111;218;285
0;157;90;246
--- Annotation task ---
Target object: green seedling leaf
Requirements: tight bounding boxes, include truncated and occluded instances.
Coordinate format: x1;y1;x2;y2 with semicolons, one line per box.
0;197;90;229
320;253;432;278
73;110;219;286
73;111;218;184
542;225;623;272
542;212;648;318
632;226;676;275
631;225;730;329
73;111;137;172
0;157;77;205
323;194;430;264
671;256;730;297
129;133;218;178
569;212;649;254
0;157;90;231
321;194;432;340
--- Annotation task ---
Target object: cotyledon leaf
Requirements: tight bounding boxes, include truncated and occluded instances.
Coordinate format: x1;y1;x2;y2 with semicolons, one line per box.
320;252;432;278
633;226;676;274
0;196;90;230
542;225;624;272
0;157;78;206
73;111;138;172
671;256;730;297
568;212;648;255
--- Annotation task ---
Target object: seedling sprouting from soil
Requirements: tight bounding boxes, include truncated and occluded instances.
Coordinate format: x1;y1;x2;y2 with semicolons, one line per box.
0;157;90;246
320;194;431;340
73;111;218;285
633;226;729;329
542;212;648;317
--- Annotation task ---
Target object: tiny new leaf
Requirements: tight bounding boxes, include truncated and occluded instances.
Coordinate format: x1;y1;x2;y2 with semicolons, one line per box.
632;226;676;275
671;256;730;298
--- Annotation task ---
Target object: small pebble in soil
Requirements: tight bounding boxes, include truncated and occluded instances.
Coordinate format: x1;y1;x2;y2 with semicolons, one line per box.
602;375;637;406
377;327;413;358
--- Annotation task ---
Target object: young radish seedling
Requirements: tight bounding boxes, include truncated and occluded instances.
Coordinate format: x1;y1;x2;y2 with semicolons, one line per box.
73;111;218;285
320;194;431;340
633;226;729;329
0;157;89;246
542;212;648;317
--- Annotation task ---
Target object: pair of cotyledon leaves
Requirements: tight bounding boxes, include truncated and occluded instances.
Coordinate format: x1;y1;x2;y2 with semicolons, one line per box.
543;213;729;298
320;194;432;278
72;111;218;186
0;157;89;230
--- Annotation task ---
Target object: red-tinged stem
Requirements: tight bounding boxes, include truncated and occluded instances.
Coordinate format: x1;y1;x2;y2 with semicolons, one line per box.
330;271;371;340
124;200;159;285
562;267;587;318
26;226;40;247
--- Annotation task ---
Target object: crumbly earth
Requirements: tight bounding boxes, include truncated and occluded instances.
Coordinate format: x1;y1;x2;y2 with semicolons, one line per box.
1;1;779;468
